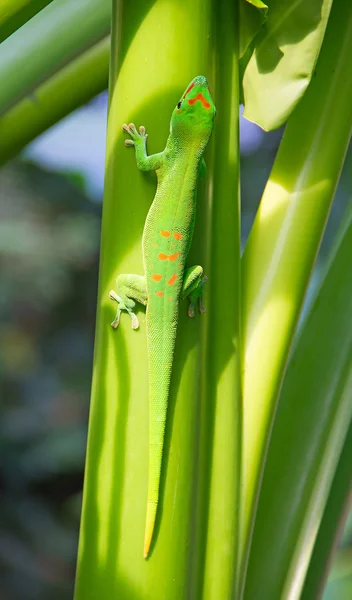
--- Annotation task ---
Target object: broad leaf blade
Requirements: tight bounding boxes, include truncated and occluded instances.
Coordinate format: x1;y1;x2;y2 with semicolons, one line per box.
239;0;268;58
242;0;333;130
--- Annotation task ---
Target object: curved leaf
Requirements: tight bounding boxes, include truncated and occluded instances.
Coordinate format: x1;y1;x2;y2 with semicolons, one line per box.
240;1;352;593
244;204;352;599
302;422;352;600
242;0;333;130
239;0;268;58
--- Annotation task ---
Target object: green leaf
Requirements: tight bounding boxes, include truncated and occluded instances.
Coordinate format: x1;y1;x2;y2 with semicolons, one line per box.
0;37;109;165
240;0;352;593
74;0;241;598
0;0;110;115
243;203;352;599
0;1;54;43
239;0;268;58
242;0;333;130
302;421;352;600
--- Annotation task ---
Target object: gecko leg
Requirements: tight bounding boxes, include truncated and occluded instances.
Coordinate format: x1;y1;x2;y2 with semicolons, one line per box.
109;274;147;330
181;265;208;318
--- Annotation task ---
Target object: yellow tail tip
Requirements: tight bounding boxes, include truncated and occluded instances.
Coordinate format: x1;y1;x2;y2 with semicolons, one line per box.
144;501;157;558
143;526;153;559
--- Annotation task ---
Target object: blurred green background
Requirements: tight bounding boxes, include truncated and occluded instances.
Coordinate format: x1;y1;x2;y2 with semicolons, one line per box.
0;92;351;599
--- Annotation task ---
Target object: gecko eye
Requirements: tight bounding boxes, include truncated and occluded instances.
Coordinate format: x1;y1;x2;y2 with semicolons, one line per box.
177;101;182;109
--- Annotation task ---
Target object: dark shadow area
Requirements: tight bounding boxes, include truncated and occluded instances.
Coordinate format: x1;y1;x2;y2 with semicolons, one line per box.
255;0;325;74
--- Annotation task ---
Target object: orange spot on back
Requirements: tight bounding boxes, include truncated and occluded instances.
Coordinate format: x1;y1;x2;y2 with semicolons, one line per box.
152;274;162;281
153;243;158;247
169;252;180;262
168;274;178;286
156;291;164;297
158;253;168;261
188;92;211;109
161;230;170;237
168;297;173;302
173;232;182;240
149;264;153;268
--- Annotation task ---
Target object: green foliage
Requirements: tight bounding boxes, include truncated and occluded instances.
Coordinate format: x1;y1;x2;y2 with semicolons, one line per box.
244;205;352;599
242;0;333;130
0;0;53;43
0;0;351;599
0;0;110;115
0;37;110;164
239;3;352;593
75;0;241;598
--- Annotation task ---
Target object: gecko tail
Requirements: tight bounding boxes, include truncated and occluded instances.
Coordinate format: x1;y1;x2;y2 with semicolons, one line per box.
144;500;157;558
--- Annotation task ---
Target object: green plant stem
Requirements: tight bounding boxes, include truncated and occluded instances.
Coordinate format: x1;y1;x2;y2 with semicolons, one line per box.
0;0;54;43
201;0;241;598
74;0;241;598
0;0;110;115
0;37;109;165
240;1;352;595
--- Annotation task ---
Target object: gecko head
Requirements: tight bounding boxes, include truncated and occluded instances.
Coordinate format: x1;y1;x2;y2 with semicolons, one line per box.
170;76;216;145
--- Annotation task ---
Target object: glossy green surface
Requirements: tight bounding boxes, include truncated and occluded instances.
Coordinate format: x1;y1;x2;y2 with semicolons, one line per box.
244;207;352;599
75;0;240;598
240;0;352;594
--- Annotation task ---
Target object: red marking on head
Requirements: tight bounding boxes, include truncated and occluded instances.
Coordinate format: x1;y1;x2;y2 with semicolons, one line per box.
188;92;211;109
158;252;168;261
156;291;164;297
161;230;170;237
183;81;195;98
173;232;182;240
168;274;178;286
177;110;182;114
169;252;180;262
152;274;162;281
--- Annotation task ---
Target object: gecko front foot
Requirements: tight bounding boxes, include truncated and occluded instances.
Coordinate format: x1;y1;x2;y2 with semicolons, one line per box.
122;123;147;147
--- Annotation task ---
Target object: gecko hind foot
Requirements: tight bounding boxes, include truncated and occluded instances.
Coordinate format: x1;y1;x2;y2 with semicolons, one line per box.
109;274;147;331
109;289;140;330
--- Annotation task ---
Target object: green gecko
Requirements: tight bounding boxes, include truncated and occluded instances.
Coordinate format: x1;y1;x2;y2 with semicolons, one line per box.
109;75;216;558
